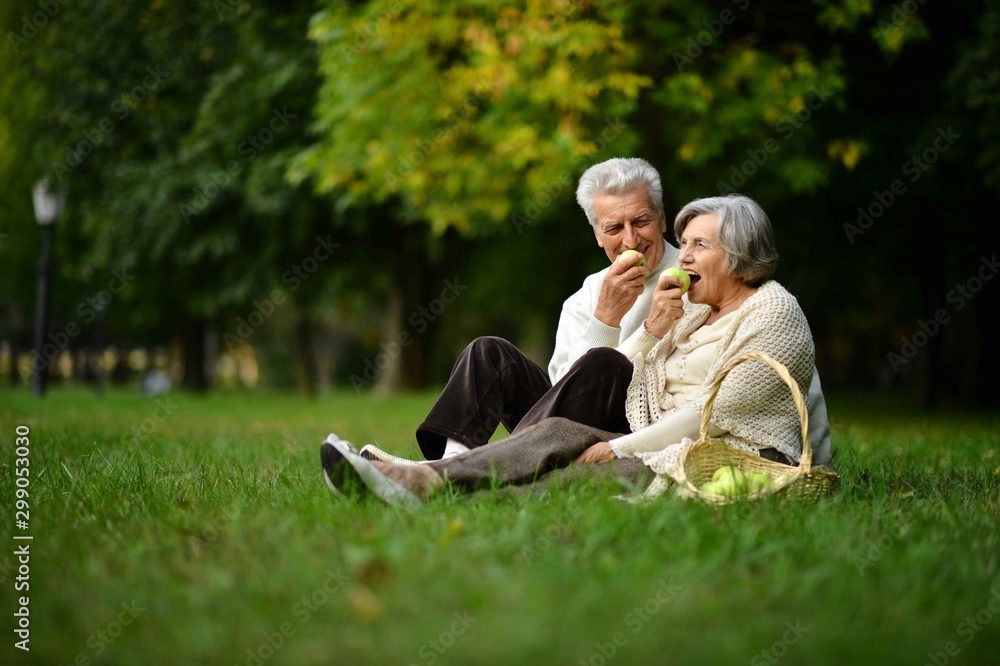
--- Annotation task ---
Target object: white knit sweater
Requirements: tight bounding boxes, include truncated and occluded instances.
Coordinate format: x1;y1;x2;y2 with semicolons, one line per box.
622;280;817;496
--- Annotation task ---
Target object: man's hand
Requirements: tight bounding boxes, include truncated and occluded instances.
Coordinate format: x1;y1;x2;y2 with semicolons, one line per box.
575;441;617;464
644;273;685;338
594;254;648;328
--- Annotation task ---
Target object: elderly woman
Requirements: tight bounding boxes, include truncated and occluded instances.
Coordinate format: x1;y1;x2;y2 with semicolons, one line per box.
321;194;816;506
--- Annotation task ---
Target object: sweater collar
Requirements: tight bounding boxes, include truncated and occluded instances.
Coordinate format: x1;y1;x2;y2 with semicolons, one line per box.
646;239;679;281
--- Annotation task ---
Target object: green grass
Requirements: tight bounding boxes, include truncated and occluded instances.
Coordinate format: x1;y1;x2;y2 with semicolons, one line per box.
1;386;999;666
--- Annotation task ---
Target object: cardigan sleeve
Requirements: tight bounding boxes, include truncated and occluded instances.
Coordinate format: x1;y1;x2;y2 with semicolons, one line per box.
610;407;726;458
615;321;661;364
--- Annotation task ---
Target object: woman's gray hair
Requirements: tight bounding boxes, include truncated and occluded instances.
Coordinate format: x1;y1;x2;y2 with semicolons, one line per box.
576;157;664;226
674;194;778;286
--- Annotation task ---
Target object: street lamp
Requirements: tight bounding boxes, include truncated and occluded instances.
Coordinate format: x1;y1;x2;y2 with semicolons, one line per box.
31;178;66;397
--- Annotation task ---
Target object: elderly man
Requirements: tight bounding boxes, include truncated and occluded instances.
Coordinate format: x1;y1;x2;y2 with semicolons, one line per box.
359;157;832;469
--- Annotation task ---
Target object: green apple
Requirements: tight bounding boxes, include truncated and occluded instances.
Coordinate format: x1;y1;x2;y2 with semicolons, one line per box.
660;267;691;294
705;466;773;496
746;470;773;492
617;249;646;267
699;481;724;496
712;465;738;483
710;466;750;496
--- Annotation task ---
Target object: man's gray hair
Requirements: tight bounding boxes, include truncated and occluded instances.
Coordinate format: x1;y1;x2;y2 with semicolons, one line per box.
674;194;779;286
576;157;664;226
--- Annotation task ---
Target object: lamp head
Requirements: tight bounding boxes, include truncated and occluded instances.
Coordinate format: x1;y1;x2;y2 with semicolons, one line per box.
32;178;67;226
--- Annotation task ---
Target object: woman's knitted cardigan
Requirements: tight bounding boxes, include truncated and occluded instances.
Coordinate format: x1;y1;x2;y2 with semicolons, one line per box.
624;280;815;497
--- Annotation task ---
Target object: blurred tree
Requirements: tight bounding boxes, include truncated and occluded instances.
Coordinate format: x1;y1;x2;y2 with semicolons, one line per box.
7;0;346;395
0;0;47;385
4;0;996;405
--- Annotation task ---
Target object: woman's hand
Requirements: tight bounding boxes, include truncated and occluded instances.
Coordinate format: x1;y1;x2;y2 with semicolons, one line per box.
644;273;686;338
575;441;618;464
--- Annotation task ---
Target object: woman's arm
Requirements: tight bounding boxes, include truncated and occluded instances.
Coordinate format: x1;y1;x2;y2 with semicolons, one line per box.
575;407;719;464
610;407;725;458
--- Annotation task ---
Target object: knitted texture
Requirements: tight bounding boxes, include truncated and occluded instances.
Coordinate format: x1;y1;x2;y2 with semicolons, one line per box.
624;281;815;493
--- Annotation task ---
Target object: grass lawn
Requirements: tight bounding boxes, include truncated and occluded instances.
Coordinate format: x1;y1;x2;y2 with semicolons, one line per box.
1;386;999;666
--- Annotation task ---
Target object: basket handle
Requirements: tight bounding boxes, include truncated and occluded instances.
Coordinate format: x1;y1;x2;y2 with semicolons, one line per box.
699;351;812;474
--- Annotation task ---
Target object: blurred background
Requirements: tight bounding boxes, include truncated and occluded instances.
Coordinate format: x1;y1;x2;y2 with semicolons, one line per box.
1;0;997;408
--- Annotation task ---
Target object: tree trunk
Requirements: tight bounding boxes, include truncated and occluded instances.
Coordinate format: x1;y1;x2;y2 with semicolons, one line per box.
180;318;209;392
9;341;23;385
916;269;943;410
293;305;318;398
973;289;1000;407
373;283;406;395
313;322;340;392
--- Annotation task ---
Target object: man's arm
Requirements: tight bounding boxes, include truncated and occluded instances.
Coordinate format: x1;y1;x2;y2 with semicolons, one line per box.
548;259;656;383
548;288;622;383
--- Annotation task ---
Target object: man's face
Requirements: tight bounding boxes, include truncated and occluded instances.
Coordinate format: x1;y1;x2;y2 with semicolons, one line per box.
592;187;668;269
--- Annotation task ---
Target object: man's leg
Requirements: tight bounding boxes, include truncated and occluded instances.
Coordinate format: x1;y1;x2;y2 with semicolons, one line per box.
512;346;634;436
416;336;552;460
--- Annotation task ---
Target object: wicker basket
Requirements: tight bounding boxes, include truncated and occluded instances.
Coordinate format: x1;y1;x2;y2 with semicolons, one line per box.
673;351;838;505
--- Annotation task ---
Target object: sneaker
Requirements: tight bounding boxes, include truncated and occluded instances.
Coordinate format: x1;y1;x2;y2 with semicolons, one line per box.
359;443;428;466
319;433;363;500
320;437;421;508
323;432;358;453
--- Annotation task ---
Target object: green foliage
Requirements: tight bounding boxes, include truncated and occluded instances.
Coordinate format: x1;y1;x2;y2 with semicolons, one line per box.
5;0;342;349
296;0;651;235
947;0;1000;193
299;1;868;233
0;0;51;340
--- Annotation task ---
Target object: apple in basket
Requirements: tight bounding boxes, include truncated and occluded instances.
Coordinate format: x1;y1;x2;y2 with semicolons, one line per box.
746;469;774;492
699;466;746;497
699;466;773;497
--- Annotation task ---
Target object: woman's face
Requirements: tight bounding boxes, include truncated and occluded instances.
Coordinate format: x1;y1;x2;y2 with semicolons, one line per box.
678;213;744;308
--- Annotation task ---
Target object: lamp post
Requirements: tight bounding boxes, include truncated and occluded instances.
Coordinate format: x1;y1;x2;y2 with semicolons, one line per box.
31;178;66;397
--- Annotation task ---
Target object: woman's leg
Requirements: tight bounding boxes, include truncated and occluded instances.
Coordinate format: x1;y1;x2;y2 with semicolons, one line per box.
416;336;552;460
426;417;623;491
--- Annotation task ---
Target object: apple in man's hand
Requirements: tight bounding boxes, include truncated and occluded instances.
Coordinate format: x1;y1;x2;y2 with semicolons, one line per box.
617;249;646;267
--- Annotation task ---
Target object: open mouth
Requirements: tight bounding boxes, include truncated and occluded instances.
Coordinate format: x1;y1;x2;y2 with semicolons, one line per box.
687;271;701;289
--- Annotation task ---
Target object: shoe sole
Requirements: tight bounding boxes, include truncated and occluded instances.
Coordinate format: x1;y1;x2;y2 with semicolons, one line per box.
321;441;421;508
359;444;429;466
320;443;352;501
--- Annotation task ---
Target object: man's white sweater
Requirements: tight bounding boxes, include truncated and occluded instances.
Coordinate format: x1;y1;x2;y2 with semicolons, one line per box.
547;240;833;467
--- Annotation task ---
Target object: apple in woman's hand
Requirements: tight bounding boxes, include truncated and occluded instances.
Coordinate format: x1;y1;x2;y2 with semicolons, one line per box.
660;267;691;294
